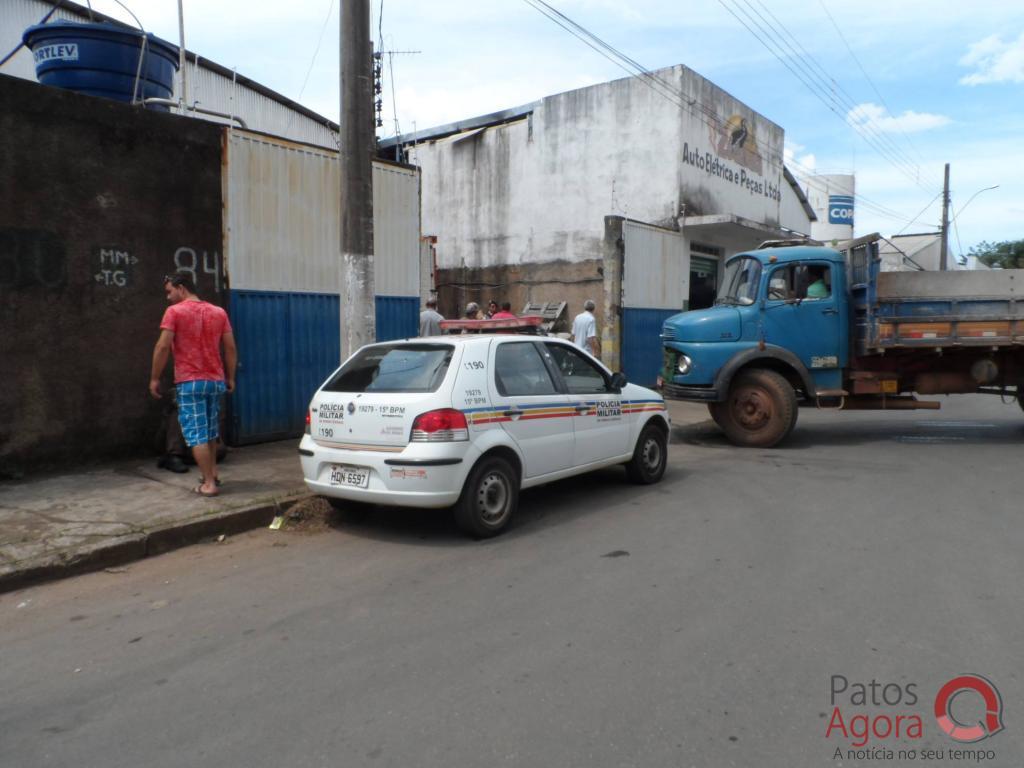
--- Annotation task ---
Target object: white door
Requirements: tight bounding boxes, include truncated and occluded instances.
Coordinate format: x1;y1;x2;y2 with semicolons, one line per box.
487;340;575;479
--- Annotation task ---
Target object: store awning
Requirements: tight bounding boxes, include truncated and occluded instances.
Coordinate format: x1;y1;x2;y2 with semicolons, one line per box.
681;214;811;252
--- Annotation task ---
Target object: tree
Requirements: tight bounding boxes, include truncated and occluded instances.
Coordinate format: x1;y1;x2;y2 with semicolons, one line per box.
968;239;1024;269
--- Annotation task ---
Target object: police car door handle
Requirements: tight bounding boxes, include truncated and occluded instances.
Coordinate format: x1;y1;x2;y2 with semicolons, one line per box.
574;404;590;412
504;409;524;418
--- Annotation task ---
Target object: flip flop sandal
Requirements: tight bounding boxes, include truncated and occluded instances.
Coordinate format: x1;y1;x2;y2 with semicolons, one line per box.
199;476;223;487
192;485;219;498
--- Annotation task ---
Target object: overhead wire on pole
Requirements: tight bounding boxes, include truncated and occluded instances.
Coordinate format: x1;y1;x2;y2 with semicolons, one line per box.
522;0;934;230
815;0;931;172
741;0;940;191
717;0;937;195
520;0;791;171
283;0;335;138
894;191;943;237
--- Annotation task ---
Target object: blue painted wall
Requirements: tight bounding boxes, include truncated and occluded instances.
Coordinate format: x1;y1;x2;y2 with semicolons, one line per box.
621;308;679;387
375;295;420;342
228;290;340;444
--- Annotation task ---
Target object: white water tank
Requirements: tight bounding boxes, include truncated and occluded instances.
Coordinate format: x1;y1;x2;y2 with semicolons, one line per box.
806;174;855;243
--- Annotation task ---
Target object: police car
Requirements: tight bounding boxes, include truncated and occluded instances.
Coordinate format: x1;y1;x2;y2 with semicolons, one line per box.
299;317;670;538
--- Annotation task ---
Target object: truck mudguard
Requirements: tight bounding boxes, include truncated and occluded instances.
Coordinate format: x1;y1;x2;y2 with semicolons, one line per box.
713;346;817;400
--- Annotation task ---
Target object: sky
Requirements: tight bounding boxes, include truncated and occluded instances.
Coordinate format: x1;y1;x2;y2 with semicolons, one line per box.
77;0;1024;258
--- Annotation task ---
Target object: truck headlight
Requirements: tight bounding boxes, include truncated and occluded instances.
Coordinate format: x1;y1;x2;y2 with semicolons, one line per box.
677;355;692;375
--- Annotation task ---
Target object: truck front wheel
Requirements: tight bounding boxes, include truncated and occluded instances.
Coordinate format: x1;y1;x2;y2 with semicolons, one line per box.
716;369;797;448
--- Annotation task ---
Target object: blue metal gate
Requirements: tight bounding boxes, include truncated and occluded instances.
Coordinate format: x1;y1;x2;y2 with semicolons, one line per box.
620;221;688;387
228;290;340;444
621;308;680;386
375;295;420;341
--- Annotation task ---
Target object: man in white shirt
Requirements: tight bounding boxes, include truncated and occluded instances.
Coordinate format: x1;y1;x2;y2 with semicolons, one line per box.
571;299;599;357
419;299;444;337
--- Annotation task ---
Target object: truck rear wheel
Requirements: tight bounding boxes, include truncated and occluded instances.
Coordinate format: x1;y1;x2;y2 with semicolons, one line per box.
717;369;797;448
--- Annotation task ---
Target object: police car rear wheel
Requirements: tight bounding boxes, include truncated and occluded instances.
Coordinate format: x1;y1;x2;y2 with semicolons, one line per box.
626;424;667;484
454;457;518;538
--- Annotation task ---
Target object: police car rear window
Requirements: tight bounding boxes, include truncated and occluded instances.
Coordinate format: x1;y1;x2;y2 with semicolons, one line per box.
323;344;454;393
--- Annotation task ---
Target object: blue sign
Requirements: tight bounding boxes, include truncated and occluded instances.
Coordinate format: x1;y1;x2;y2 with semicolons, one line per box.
828;195;854;225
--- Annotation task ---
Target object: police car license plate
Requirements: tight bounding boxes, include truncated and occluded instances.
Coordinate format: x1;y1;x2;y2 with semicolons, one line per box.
329;465;369;489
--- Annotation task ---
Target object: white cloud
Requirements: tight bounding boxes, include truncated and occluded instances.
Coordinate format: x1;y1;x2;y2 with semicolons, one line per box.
784;143;817;174
959;32;1024;85
847;103;951;134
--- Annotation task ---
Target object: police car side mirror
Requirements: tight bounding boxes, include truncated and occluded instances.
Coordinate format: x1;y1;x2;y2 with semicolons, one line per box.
610;372;627;390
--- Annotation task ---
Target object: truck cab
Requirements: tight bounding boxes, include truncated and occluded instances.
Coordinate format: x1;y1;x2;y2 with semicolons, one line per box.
661;245;851;447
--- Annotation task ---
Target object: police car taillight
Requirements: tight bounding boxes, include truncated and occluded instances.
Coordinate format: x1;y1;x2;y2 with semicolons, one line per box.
304;409;311;435
411;409;469;442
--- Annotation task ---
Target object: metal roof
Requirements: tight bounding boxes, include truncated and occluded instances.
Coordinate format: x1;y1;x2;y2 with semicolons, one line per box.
378;102;539;148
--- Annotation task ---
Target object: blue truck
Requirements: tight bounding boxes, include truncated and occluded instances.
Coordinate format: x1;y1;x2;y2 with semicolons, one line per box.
659;235;1024;447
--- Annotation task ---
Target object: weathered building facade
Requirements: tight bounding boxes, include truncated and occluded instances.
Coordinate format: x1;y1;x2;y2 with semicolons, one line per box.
387;64;815;381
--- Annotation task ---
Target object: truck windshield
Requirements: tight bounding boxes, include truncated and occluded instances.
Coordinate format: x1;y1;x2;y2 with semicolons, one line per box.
717;257;762;306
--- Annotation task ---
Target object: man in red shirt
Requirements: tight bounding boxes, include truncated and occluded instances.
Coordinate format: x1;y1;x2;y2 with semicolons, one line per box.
491;301;516;319
149;273;237;497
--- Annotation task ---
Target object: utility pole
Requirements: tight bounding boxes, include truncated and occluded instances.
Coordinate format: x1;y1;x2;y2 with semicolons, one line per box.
939;163;950;271
339;0;375;360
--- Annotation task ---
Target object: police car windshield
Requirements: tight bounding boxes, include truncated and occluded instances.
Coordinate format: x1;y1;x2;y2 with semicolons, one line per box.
716;256;761;306
323;344;454;393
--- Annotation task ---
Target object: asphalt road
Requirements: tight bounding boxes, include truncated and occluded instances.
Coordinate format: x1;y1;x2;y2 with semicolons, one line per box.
3;395;1023;768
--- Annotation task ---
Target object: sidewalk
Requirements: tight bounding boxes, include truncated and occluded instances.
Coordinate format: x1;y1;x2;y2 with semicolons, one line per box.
0;441;307;593
0;400;710;593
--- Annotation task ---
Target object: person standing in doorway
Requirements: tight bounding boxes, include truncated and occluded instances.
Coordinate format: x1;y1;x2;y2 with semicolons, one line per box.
419;298;444;336
149;272;237;498
572;299;600;357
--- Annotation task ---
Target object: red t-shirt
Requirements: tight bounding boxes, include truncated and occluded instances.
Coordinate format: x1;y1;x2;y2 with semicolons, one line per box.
159;300;233;384
491;311;516;319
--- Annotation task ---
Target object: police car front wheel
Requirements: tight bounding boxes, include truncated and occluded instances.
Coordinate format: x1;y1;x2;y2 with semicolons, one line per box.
625;424;668;484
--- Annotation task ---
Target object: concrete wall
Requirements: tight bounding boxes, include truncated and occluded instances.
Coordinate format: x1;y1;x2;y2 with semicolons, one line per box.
0;74;224;475
408;64;799;275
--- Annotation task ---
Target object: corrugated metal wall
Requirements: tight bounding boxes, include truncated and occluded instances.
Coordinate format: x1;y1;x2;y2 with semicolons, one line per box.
228;291;340;444
223;131;421;441
621;221;688;386
225;132;340;293
373;162;421;342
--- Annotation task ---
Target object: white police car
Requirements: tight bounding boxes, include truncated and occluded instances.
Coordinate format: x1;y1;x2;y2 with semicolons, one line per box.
299;319;670;538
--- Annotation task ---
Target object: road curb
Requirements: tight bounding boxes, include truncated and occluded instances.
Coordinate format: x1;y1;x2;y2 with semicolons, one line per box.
0;493;309;595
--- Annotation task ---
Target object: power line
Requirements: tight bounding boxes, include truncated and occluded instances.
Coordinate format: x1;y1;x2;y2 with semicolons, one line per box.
737;0;937;189
815;0;932;174
520;0;936;230
717;0;937;194
894;191;943;237
521;0;792;170
283;0;335;137
743;0;940;191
